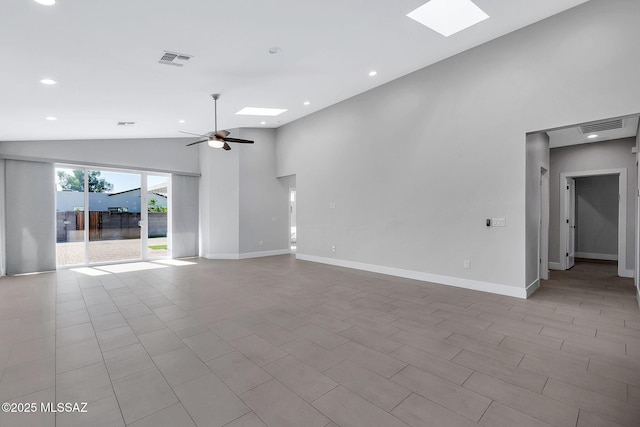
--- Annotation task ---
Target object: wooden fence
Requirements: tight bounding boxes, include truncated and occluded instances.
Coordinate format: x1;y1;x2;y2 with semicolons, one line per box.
56;211;167;242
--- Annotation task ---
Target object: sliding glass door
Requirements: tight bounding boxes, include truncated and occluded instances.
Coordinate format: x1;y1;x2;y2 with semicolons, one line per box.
88;170;142;264
55;166;171;266
146;174;170;259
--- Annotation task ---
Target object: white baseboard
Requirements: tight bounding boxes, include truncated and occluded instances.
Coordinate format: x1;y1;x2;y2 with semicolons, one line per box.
239;249;291;259
526;279;541;298
203;249;291;260
620;269;634;278
202;253;239;260
575;252;618;261
549;262;562;270
296;253;528;299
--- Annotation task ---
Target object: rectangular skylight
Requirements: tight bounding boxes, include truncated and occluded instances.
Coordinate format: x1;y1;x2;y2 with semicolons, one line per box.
407;0;489;37
235;107;288;116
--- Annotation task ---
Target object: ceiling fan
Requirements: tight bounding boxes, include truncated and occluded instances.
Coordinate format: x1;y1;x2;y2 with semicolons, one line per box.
181;94;254;150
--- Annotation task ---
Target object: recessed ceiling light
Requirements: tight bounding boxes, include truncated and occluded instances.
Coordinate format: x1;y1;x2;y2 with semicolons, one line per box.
34;0;56;5
368;70;377;77
587;134;598;139
260;121;266;125
236;107;287;116
45;116;57;121
178;119;186;124
407;0;489;37
303;101;310;106
40;78;57;85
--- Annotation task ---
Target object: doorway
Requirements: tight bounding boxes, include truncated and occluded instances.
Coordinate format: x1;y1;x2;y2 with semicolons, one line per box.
560;169;628;277
55;165;171;267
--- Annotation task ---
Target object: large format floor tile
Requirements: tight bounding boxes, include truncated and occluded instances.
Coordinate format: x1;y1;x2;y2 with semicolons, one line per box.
0;257;638;427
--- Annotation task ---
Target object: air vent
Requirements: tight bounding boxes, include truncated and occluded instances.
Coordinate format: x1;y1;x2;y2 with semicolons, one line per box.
117;122;135;126
580;119;623;134
159;51;192;67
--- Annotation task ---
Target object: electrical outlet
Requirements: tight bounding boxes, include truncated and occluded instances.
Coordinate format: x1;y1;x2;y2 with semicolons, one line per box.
463;260;470;269
329;202;336;209
259;241;264;246
331;245;336;252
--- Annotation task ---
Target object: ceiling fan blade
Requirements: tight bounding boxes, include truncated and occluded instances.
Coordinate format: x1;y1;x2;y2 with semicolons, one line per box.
180;131;210;138
222;142;232;151
186;139;208;146
223;137;254;144
215;130;230;138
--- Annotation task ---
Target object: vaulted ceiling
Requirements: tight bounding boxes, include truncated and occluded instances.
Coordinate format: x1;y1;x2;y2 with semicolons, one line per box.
1;0;589;141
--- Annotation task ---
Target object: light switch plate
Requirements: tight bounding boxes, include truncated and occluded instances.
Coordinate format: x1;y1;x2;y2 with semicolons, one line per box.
491;218;506;227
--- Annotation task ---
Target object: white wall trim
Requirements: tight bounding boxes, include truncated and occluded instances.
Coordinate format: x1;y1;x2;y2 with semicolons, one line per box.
575;252;618;261
204;249;291;260
621;269;634;278
526;279;541;298
239;249;291;259
203;253;240;260
296;253;528;299
549;262;562;270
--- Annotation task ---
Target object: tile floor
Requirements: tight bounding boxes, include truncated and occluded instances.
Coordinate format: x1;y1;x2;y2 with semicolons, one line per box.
0;256;639;426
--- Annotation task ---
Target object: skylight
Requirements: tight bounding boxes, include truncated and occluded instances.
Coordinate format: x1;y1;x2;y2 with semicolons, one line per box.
235;107;287;116
407;0;489;37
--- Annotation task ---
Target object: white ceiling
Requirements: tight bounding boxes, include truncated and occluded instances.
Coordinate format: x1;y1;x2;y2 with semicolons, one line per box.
548;116;639;148
1;0;589;141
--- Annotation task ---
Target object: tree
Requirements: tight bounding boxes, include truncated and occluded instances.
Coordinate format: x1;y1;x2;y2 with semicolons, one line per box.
57;169;113;193
148;197;167;213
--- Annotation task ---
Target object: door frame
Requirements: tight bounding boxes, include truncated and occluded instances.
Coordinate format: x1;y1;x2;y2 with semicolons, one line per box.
539;167;549;280
559;168;629;277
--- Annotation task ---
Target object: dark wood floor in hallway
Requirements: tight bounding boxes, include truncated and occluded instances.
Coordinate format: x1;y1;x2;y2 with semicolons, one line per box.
0;256;638;426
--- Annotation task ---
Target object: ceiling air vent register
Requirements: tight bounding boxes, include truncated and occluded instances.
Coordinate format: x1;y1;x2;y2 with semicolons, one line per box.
117;122;135;126
579;119;624;134
159;51;192;67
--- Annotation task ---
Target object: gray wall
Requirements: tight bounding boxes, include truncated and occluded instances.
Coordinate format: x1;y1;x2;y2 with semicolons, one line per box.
0;138;199;175
575;175;619;258
198;128;290;258
172;175;199;258
5;160;57;274
0;161;5;275
198;136;240;257
276;0;640;290
549;138;636;267
526;133;550;287
238;129;290;255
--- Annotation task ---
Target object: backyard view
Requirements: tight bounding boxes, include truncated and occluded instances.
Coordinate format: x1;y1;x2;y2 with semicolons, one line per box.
56;168;169;266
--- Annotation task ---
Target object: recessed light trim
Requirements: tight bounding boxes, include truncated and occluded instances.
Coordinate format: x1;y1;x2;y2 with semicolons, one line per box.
45;116;57;121
368;70;377;77
178;119;186;124
40;78;57;85
303;101;310;106
407;0;489;37
235;107;287;116
260;121;266;125
34;0;56;5
587;134;598;139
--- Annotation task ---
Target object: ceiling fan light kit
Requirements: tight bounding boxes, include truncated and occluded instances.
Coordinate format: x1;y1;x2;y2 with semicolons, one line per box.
181;94;255;151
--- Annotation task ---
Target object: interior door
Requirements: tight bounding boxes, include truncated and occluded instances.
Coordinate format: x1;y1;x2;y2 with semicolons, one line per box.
567;178;576;269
